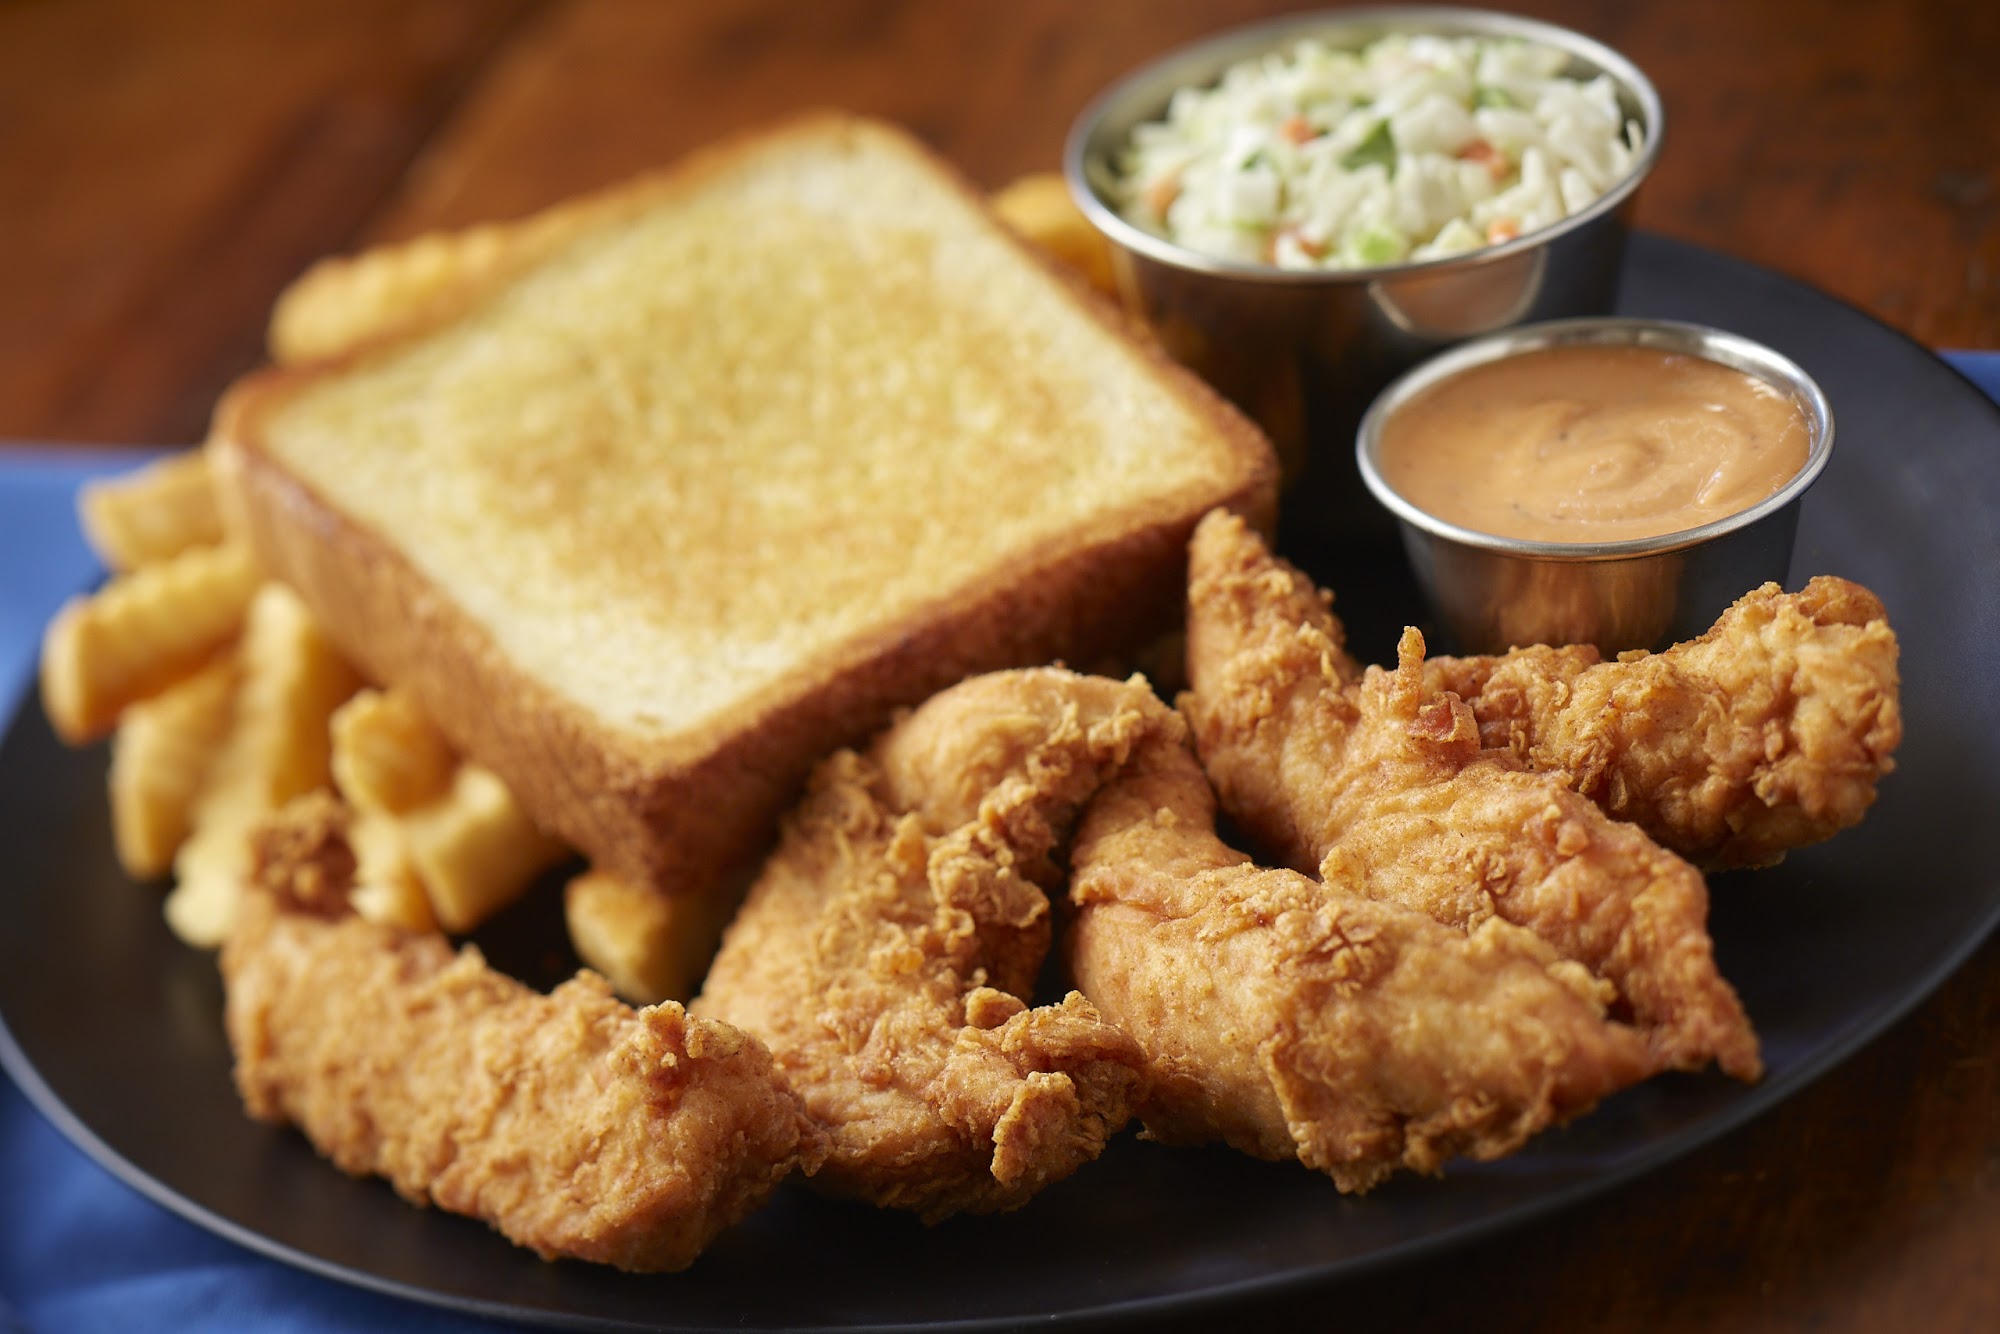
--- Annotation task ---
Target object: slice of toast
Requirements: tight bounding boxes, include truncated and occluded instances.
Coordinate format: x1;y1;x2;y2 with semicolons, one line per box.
212;112;1276;897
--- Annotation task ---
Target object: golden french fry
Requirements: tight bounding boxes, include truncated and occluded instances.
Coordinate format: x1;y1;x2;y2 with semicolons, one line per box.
330;687;456;815
348;810;440;934
564;867;745;1005
40;541;260;745
990;172;1119;297
268;196;608;365
164;584;362;947
271;229;503;365
107;652;241;880
325;681;558;933
77;451;224;572
399;763;567;934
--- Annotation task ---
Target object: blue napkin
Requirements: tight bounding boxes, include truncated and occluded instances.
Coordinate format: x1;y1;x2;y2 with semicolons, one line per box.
4;351;1999;1332
1951;349;2000;402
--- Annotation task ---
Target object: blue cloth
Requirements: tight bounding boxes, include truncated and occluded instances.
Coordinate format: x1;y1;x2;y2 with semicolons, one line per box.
1952;349;2000;402
4;351;1998;1331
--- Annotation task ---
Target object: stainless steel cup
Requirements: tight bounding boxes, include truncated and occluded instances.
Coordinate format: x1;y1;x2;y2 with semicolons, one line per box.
1355;317;1836;654
1065;7;1664;542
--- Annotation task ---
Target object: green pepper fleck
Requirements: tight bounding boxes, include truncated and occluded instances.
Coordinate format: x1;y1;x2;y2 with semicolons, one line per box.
1339;120;1396;173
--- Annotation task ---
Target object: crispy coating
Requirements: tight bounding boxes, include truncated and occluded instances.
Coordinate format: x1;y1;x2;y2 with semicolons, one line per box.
1069;729;1658;1191
694;669;1162;1221
1181;511;1760;1079
1423;577;1901;868
222;794;825;1273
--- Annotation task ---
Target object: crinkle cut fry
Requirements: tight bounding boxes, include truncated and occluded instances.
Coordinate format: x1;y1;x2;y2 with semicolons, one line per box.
1067;728;1659;1191
1423;576;1902;869
222;793;825;1273
1181;510;1761;1080
694;668;1164;1222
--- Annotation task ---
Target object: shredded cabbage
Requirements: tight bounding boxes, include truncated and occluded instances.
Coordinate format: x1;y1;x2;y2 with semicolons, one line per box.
1113;33;1644;270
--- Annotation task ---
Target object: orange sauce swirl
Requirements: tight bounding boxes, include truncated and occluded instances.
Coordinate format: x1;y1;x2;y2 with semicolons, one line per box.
1379;345;1811;543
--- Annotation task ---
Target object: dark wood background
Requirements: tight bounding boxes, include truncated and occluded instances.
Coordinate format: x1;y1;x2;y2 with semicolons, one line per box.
2;1;1994;1329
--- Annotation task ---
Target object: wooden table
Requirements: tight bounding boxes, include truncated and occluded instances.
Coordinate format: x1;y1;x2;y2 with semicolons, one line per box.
2;2;1993;1329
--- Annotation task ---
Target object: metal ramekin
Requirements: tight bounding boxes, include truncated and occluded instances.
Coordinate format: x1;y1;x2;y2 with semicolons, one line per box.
1356;317;1835;654
1065;7;1664;540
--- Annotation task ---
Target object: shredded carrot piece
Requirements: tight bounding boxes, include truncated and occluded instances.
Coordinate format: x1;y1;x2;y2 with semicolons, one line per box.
1458;140;1510;182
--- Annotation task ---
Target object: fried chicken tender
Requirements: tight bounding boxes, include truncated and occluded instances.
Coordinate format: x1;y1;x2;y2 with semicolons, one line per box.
1423;577;1901;869
222;793;826;1273
693;669;1162;1222
1068;727;1659;1191
1182;511;1760;1079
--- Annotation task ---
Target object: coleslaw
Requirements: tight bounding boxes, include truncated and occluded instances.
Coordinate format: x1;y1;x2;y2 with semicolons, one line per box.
1112;33;1645;270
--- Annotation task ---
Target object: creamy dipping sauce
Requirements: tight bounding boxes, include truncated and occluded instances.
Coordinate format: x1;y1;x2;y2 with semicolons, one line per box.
1378;344;1811;542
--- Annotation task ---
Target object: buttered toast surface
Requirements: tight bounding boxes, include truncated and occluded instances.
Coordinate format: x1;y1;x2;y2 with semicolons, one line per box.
215;113;1276;895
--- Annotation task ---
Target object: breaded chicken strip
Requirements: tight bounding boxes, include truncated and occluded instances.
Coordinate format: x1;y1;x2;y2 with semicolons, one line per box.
693;669;1161;1222
223;794;825;1273
1182;511;1759;1079
1069;727;1659;1192
1423;577;1901;869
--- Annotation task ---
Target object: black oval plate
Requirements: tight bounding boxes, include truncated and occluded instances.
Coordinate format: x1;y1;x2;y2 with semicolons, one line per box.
3;234;1998;1332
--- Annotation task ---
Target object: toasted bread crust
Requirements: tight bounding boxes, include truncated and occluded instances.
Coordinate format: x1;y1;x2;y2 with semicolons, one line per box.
214;113;1278;897
219;427;1270;893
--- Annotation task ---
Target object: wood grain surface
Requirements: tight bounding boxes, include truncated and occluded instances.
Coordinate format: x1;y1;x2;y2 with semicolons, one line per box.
2;2;1994;1330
